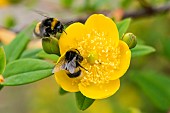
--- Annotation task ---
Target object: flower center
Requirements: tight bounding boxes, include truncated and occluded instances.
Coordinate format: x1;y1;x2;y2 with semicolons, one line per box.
87;51;98;65
77;29;120;86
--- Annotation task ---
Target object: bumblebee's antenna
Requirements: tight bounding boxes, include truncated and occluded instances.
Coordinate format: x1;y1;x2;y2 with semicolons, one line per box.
32;9;49;18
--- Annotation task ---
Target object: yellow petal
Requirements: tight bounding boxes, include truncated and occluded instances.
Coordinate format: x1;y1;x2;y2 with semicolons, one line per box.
79;79;120;99
110;40;131;80
59;22;86;55
55;70;80;92
85;14;119;47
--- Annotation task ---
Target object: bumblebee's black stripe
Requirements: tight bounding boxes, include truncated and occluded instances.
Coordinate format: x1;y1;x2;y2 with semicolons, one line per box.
55;21;61;27
66;70;81;78
43;18;53;26
54;21;64;33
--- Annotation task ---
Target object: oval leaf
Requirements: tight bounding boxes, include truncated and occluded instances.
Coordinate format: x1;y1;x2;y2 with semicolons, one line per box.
130;71;170;111
116;18;131;38
2;58;54;86
131;44;156;58
0;47;6;74
75;92;95;110
21;48;42;58
4;22;36;63
36;50;59;62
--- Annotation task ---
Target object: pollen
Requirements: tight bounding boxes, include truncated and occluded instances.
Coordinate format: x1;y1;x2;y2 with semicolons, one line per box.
77;29;121;86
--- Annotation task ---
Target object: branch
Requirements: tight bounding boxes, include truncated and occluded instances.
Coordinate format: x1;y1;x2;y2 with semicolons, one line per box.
122;4;170;19
137;0;153;10
65;4;170;24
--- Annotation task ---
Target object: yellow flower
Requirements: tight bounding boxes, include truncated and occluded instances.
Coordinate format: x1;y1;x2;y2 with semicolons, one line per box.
54;14;131;99
0;0;9;7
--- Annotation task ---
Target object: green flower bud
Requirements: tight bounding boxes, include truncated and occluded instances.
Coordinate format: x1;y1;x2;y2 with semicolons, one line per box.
122;33;137;49
42;37;60;55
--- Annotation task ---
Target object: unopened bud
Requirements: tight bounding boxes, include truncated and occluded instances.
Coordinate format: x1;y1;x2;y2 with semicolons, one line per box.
42;37;60;55
122;33;137;49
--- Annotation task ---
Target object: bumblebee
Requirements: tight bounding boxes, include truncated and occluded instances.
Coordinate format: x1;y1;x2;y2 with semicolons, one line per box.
34;17;65;38
53;49;87;78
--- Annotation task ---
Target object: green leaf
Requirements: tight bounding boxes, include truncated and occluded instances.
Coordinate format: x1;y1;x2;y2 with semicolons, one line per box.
2;58;54;86
0;85;3;90
75;92;95;110
60;0;73;8
4;15;16;29
0;42;3;46
36;50;59;62
130;70;170;111
4;22;36;63
0;47;6;74
116;18;131;38
59;87;68;95
131;44;156;58
92;0;110;10
20;48;42;58
120;0;132;8
161;38;170;60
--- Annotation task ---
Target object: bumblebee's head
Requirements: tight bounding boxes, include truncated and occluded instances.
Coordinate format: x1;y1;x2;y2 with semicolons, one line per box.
37;18;55;37
65;49;83;62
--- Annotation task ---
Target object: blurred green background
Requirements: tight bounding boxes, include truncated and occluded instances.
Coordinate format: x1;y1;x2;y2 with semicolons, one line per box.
0;0;170;113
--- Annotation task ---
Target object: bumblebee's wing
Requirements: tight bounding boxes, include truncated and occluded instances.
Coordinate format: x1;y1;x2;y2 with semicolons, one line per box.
32;9;49;18
66;57;77;74
52;55;66;73
67;63;75;74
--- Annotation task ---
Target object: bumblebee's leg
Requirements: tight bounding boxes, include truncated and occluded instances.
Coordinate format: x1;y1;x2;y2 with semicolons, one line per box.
77;62;88;72
63;30;67;35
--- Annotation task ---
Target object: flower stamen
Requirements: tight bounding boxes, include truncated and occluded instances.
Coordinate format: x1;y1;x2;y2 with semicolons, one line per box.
76;29;121;87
